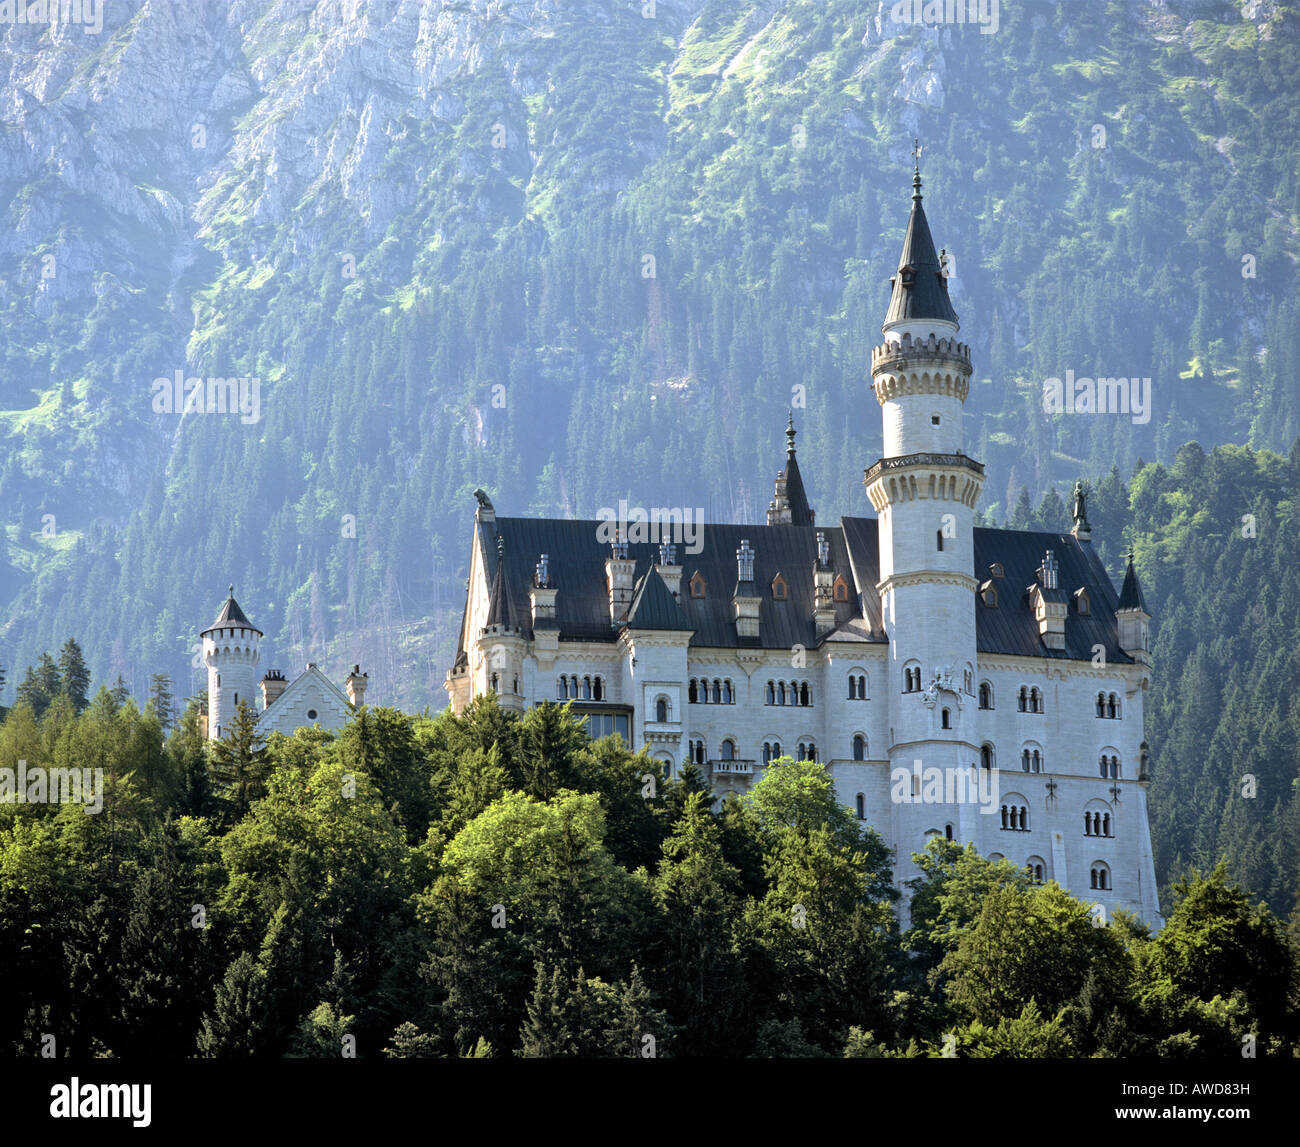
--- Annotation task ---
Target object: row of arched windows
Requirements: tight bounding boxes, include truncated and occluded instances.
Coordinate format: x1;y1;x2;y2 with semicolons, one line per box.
848;673;868;699
1096;692;1122;718
491;673;519;694
557;675;604;701
1017;686;1044;713
985;856;1112;890
1084;811;1114;837
796;741;818;761
765;680;812;706
977;744;1122;778
1000;804;1029;830
1090;865;1111;890
688;738;739;765
688;677;735;704
761;741;784;764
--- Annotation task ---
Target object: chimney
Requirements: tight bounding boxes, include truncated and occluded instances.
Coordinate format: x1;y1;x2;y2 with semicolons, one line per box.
260;669;287;711
531;553;558;626
345;665;368;707
1032;550;1066;650
813;530;836;637
733;539;761;640
606;531;635;626
656;541;683;601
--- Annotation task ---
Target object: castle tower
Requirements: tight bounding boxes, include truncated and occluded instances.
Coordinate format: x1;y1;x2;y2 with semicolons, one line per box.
864;150;985;879
202;586;262;740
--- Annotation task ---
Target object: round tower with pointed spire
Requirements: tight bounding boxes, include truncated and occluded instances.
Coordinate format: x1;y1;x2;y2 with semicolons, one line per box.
865;147;986;881
201;586;263;740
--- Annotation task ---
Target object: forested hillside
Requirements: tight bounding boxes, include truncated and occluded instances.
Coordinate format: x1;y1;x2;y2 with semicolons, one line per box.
1;0;1297;708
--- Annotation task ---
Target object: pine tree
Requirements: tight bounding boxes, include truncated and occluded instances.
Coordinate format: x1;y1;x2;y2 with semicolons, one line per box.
207;699;270;819
148;673;175;732
108;675;130;708
15;653;61;719
57;638;91;714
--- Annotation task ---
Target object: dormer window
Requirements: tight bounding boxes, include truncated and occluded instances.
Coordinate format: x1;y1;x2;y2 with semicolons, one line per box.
771;573;788;601
833;575;849;603
690;571;706;598
980;580;998;607
989;562;1004;579
1074;587;1091;616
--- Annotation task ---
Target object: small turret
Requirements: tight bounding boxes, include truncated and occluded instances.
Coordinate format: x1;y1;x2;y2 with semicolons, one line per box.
1116;551;1151;661
202;586;262;740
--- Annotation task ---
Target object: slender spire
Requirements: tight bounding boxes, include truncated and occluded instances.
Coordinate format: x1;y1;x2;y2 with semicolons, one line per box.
884;141;959;328
786;409;796;455
1117;550;1148;613
767;413;814;526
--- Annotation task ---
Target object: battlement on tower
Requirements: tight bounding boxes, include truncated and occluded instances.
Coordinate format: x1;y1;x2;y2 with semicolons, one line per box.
872;331;971;371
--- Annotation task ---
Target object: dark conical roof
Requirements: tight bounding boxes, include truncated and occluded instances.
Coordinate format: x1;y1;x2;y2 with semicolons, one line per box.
627;566;693;631
484;547;522;631
883;166;959;328
203;586;262;636
1117;552;1149;613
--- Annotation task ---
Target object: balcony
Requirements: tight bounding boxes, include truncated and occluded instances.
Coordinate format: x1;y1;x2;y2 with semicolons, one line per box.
708;759;755;777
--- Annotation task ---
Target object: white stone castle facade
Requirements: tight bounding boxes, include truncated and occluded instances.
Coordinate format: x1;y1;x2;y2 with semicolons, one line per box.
200;587;368;741
445;168;1163;928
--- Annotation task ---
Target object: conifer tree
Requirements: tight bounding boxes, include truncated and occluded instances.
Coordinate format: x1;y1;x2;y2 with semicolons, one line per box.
58;638;91;714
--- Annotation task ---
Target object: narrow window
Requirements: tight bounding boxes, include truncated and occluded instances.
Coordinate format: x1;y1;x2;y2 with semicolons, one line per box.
941;708;951;730
936;530;944;552
655;698;668;723
856;794;866;820
853;735;866;761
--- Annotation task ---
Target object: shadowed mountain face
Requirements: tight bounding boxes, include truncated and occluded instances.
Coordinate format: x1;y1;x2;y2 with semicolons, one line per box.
0;0;1296;713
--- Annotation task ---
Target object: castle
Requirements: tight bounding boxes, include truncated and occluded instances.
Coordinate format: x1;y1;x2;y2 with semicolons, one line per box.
199;586;368;740
444;165;1163;927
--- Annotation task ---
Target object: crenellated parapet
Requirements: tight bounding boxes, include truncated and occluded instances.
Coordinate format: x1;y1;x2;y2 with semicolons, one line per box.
871;333;973;406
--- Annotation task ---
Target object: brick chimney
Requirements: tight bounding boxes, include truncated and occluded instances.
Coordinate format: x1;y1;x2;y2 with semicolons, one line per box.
346;665;368;707
260;669;287;711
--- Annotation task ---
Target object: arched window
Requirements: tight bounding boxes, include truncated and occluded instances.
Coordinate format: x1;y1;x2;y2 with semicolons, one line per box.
489;674;499;693
720;739;735;761
855;793;866;820
979;682;993;710
1032;750;1041;773
713;679;723;705
583;676;592;700
690;571;706;598
1027;857;1045;884
570;675;579;697
233;692;238;705
981;744;994;770
853;734;866;761
655;697;668;723
904;663;921;693
1096;692;1106;717
723;680;734;704
1030;687;1043;713
1102;812;1112;837
1001;799;1028;831
944;824;954;840
1090;864;1111;891
799;682;810;707
593;677;603;701
1107;693;1119;719
936;529;944;552
1021;750;1031;773
512;676;519;694
777;682;786;706
1018;687;1028;712
771;574;788;600
557;679;566;700
963;667;972;694
688;679;698;704
941;708;951;729
834;577;849;603
765;681;775;705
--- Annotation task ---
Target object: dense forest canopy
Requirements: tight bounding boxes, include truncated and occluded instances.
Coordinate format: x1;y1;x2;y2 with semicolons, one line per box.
0;689;1295;1058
